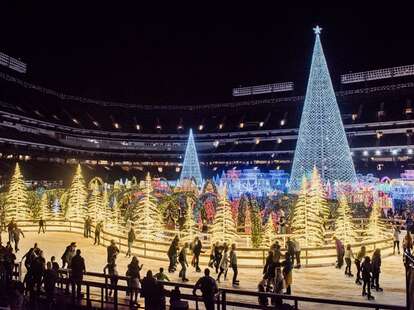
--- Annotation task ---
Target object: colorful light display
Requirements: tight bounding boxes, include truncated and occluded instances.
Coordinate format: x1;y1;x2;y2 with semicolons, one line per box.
290;26;356;191
180;129;203;186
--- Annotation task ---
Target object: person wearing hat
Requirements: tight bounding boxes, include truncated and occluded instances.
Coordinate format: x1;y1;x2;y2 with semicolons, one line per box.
61;242;76;269
107;240;120;264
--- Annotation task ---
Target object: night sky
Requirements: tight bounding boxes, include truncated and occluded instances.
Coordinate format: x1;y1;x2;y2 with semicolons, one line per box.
1;4;413;106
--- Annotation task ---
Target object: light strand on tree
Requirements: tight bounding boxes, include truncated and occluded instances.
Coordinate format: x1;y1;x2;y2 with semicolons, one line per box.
5;163;29;221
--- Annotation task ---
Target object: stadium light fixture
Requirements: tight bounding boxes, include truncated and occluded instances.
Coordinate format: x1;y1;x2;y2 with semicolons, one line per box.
408;149;413;155
375;150;382;156
232;81;294;97
239;122;244;129
0;52;27;73
213;140;219;147
259;121;264;127
363;150;369;156
280;119;286;126
341;64;414;84
277;138;283;144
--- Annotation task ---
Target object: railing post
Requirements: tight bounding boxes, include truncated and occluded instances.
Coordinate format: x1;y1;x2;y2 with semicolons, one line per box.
86;285;91;309
216;291;220;310
294;299;298;310
101;287;104;309
114;286;118;310
18;262;22;282
221;290;226;310
144;241;147;257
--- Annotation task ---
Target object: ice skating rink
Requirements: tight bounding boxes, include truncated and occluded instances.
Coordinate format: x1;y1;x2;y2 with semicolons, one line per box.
2;231;406;309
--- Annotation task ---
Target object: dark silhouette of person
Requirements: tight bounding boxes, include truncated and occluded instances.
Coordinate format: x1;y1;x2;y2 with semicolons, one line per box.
38;217;46;234
70;249;86;299
43;261;58;305
168;236;179;272
193;268;218;310
94;221;103;245
192;237;202;272
141;270;158;310
12;226;24;252
107;240;120;264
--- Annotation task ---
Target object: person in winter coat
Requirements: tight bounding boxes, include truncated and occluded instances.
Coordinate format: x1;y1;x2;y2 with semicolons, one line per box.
217;245;229;282
393;225;401;255
168;236;179;273
107;240;120;264
126;226;136;257
192;237;202;272
229;243;239;286
333;236;345;269
178;243;189;282
361;256;375;300
371;249;383;292
344;244;355;277
61;242;76;269
12;226;24;252
70;249;86;299
355;245;366;285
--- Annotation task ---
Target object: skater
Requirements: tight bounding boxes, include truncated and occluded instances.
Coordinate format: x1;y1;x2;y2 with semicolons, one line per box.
94;221;102;245
126;256;143;306
371;249;383;292
13;225;25;252
38;217;46;234
344;244;354;277
333;236;345;269
61;242;76;269
293;238;301;268
178;242;189;282
192;236;202;272
103;260;119;297
168;236;179;273
213;242;222;273
403;231;413;255
107;240;120;264
7;218;15;243
393;225;401;255
355;245;366;285
229;243;239;286
126;225;136;257
361;256;375;300
217;244;229;282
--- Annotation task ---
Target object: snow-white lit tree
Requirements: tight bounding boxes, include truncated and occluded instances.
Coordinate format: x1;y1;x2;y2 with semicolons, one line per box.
291;176;325;247
334;195;357;244
65;164;88;221
182;205;198;243
135;173;163;241
365;201;389;241
107;195;121;232
88;181;104;223
261;213;276;248
38;192;53;220
211;185;238;244
5;163;29;221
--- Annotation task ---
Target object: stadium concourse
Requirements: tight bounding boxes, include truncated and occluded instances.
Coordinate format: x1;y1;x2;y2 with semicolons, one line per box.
3;230;406;309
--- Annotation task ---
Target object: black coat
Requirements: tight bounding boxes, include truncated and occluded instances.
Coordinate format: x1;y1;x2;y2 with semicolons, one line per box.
193;240;202;256
71;254;85;280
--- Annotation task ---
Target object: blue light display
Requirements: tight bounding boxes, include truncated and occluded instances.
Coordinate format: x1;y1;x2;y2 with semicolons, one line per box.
180;129;203;186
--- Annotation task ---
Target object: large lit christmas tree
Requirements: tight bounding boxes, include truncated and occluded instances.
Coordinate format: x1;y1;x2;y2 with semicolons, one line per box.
290;26;356;192
365;201;389;241
291;176;325;247
135;173;164;241
65;164;88;221
180;129;203;186
88;181;104;223
107;195;121;232
5;163;29;221
261;213;276;248
334;195;357;244
211;185;238;244
38;192;53;220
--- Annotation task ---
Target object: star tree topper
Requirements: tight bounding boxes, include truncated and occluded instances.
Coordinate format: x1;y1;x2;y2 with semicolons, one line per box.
313;25;322;35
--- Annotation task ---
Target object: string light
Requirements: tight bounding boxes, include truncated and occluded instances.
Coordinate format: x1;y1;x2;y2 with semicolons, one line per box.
180;129;202;186
259;121;264;127
239;122;244;129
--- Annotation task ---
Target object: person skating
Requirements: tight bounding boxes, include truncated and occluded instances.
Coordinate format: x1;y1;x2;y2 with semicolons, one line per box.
393;225;401;255
214;242;222;274
94;221;102;245
12;226;24;252
371;249;383;292
293;238;301;268
126;256;143;306
217;244;229;282
107;239;120;264
84;216;92;238
193;268;218;310
192;236;202;272
38;217;46;234
178;242;189;282
229;243;239;286
355;245;366;285
7;218;16;243
361;256;375;300
103;260;119;298
333;236;345;269
61;242;76;269
344;244;355;277
126;226;136;257
168;236;179;273
43;261;58;306
282;252;293;295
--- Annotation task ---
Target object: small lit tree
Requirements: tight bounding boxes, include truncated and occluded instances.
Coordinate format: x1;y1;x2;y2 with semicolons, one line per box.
308;167;330;221
66;164;88;221
291;176;324;247
261;213;276;248
38;192;53;220
135;173;164;241
334;195;357;244
250;200;263;248
107;195;121;232
5;163;29;221
88;182;104;223
244;206;252;234
182;205;198;243
211;185;238;244
365;201;389;241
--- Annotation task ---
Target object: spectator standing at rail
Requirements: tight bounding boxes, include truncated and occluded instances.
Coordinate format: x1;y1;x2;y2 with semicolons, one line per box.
94;221;103;245
126;225;136;257
155;267;170;281
168;235;179;273
192;236;202;272
355;245;366;285
107;239;120;264
282;252;293;295
51;256;59;273
103;260;118;298
31;250;46;294
229;243;239;286
293;238;301;268
61;242;76;269
178;242;189;282
393;225;401;255
361;256;375;300
70;249;86;299
43;261;58;306
371;249;383;292
126;256;142;306
285;237;296;264
141;270;158;310
38;217;46;234
193;268;218;310
12;226;24;253
7;218;16;244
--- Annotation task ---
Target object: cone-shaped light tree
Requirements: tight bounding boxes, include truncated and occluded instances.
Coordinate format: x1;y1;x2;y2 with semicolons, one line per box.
5;163;29;221
290;26;356;191
135;173;164;241
334;195;357;244
291;176;325;247
365;201;389;241
211;185;238;244
180;129;203;186
308;167;330;222
38;192;53;220
250;200;263;248
261;213;276;248
65;164;88;221
182;205;198;243
107;195;121;232
88;182;104;223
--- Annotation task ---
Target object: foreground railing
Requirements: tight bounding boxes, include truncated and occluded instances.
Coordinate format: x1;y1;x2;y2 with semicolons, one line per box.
48;270;405;310
15;219;395;268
